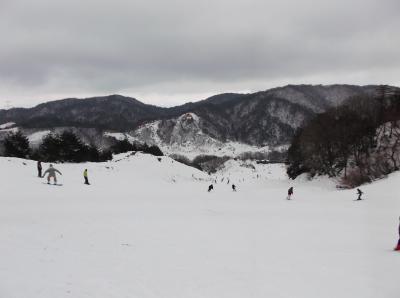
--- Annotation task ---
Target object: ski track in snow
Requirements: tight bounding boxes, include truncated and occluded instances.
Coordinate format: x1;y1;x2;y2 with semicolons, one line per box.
0;153;399;298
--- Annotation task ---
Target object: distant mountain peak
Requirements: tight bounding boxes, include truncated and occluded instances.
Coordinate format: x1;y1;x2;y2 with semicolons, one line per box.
1;84;397;156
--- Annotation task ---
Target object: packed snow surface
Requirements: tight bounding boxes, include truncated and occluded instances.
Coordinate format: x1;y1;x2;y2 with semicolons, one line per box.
1;153;399;298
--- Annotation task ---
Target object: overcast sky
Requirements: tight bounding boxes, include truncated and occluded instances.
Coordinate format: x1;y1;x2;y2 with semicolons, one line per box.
0;0;399;108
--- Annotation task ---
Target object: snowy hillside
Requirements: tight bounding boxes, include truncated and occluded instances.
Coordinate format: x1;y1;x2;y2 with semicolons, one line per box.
1;154;400;298
1;85;387;157
0;122;18;134
106;113;280;159
0;122;16;129
0;119;278;159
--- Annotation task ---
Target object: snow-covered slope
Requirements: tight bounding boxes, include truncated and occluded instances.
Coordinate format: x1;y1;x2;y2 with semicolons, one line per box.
1;154;399;298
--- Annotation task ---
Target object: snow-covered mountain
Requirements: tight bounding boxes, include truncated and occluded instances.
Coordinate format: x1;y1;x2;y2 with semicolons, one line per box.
106;113;276;158
0;84;387;156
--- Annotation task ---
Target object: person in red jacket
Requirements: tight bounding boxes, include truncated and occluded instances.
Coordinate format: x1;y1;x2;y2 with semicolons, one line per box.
395;217;400;251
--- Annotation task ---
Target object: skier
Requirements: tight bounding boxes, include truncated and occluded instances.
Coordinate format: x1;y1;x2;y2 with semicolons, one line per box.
42;164;62;185
287;187;293;200
83;169;90;185
356;188;363;200
37;160;42;178
208;184;214;192
395;217;400;251
232;184;236;192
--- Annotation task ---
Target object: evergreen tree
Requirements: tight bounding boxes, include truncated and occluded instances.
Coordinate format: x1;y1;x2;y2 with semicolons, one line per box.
110;138;135;154
3;131;30;158
38;134;62;162
37;131;112;162
59;131;86;162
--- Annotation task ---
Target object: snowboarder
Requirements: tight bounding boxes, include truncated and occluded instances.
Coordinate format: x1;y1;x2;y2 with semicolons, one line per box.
42;164;62;185
356;188;363;200
395;217;400;251
287;187;293;200
37;160;42;178
232;184;236;191
208;184;214;192
83;169;90;185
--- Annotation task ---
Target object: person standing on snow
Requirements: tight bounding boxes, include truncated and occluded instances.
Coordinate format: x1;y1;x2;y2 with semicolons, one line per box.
395;217;400;251
83;169;90;185
232;184;236;192
208;184;214;192
37;160;42;178
356;188;363;200
287;187;294;200
42;164;62;184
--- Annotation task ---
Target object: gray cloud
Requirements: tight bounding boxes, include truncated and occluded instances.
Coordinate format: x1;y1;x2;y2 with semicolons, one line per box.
0;0;399;108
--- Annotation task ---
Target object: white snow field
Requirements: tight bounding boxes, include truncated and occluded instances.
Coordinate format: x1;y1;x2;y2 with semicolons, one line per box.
1;153;399;298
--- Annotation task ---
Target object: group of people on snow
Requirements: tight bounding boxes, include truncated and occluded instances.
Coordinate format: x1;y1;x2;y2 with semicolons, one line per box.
207;181;400;250
37;161;89;185
35;160;400;251
207;183;237;192
285;186;400;251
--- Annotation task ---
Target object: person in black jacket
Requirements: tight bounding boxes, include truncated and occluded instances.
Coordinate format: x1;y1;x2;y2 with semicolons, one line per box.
37;161;42;178
356;188;363;200
395;217;400;251
208;184;214;192
287;187;293;200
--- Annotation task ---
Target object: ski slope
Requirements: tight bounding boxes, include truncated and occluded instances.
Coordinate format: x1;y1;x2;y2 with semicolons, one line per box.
0;153;399;298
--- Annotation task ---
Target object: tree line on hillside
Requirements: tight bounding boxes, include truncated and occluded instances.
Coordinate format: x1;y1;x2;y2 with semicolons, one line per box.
170;154;230;173
1;130;163;162
170;150;287;174
287;85;400;187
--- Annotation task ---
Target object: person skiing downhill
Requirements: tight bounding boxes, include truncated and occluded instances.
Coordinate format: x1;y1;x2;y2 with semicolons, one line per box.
232;184;236;192
37;161;42;178
83;169;90;185
395;217;400;251
356;188;363;200
287;187;294;200
208;184;214;192
42;164;62;185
